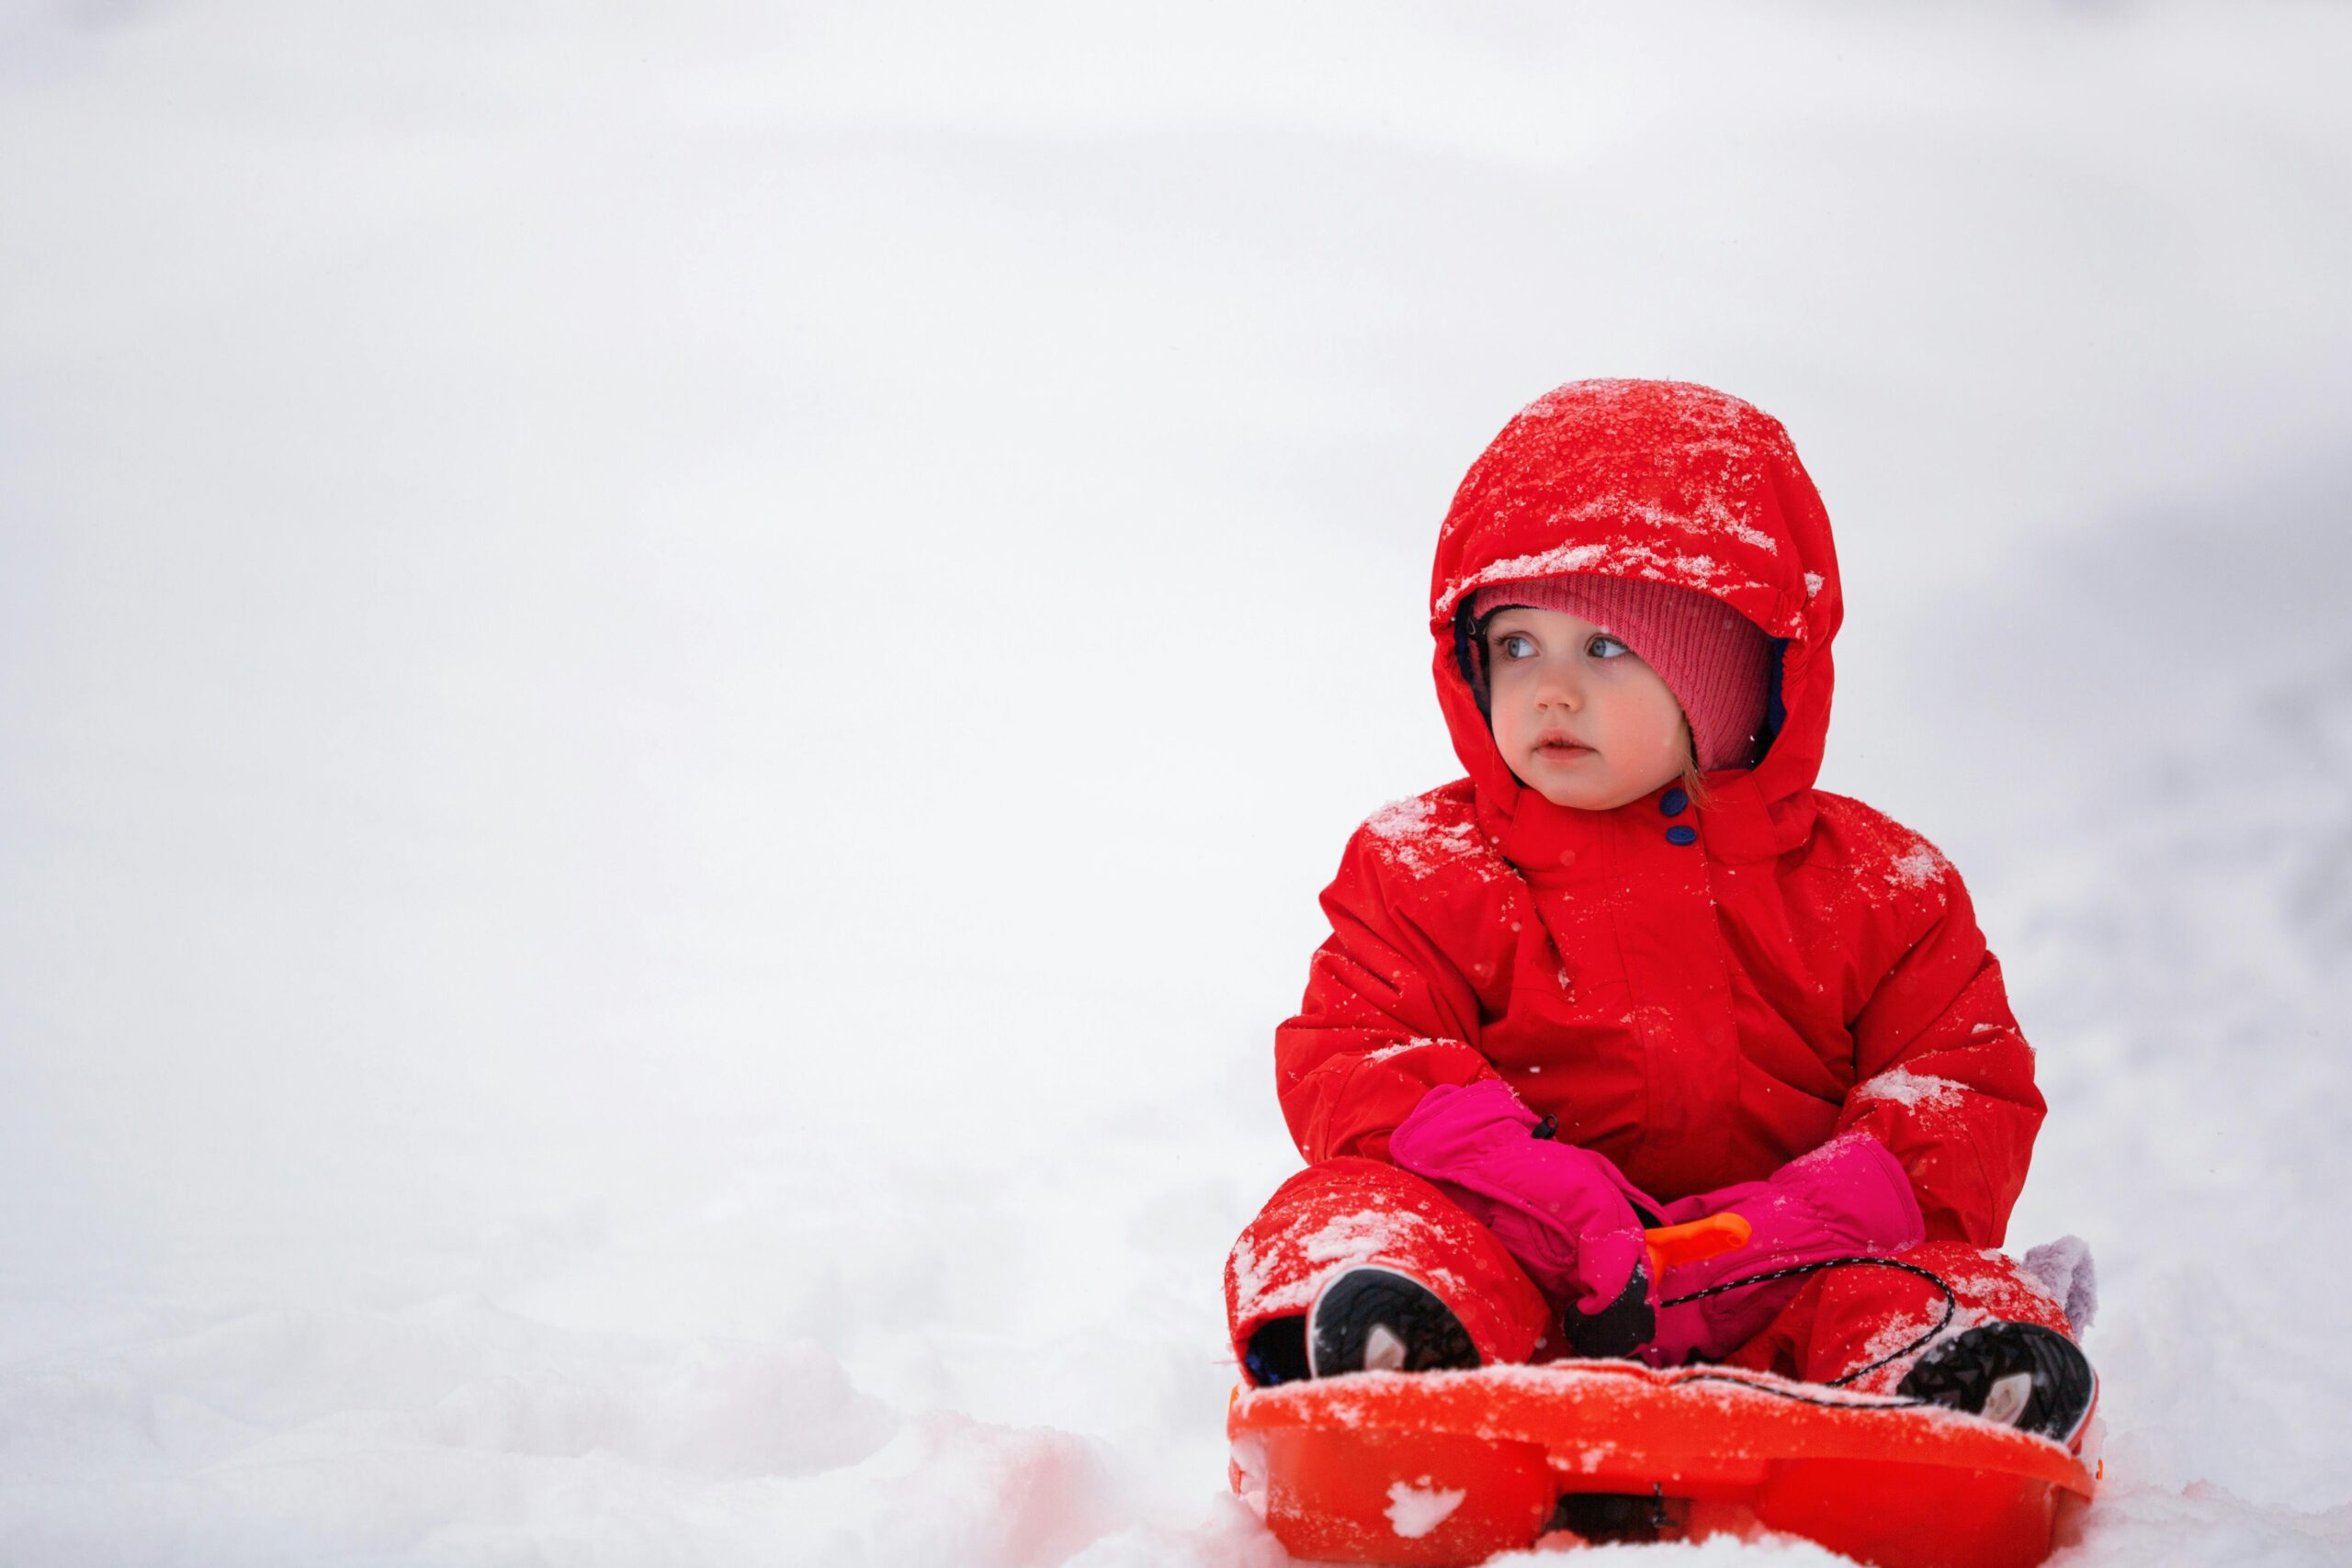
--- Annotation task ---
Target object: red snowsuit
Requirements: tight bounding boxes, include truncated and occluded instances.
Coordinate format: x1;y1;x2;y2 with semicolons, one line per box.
1227;381;2072;1387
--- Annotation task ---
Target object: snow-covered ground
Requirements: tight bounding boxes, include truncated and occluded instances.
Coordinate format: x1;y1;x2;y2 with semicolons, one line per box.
4;4;2350;1562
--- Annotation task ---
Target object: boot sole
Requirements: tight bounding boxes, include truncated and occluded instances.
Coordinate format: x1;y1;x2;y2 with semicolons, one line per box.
1306;1265;1479;1379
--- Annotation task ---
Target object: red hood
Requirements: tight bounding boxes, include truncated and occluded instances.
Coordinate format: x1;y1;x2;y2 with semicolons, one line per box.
1429;379;1843;847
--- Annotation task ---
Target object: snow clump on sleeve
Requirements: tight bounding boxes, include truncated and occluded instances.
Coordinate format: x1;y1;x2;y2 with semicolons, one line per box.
1360;785;1507;884
1851;1066;1969;1112
1888;842;1950;891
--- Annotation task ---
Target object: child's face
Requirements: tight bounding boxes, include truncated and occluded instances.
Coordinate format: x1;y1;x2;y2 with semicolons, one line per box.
1483;606;1691;810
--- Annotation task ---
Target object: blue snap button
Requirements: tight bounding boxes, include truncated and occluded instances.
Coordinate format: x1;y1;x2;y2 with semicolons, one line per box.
1660;788;1688;817
1665;825;1698;846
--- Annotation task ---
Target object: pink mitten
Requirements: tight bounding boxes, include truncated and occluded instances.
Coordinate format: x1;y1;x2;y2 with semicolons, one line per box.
1639;1131;1927;1368
1390;1080;1658;1351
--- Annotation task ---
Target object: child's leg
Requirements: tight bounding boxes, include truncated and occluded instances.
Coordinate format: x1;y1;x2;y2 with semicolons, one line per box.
1225;1156;1553;1384
1725;1241;2075;1393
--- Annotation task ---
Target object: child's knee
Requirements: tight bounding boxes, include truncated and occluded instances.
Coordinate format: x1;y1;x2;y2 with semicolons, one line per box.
1225;1157;1551;1377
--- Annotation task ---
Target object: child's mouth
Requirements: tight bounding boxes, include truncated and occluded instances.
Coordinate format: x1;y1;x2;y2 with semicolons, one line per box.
1537;741;1593;759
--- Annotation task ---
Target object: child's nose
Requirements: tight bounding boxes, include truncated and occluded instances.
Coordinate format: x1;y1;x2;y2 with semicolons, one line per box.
1535;663;1585;709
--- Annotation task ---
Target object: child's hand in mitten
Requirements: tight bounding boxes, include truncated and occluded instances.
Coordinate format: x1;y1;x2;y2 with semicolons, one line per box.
1389;1079;1660;1356
1640;1130;1927;1368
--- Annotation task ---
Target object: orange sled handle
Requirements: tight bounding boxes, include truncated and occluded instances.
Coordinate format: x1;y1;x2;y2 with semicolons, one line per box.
1644;1213;1752;1281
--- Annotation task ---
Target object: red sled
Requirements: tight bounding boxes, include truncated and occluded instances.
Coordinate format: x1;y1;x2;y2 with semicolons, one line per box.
1227;1360;2097;1567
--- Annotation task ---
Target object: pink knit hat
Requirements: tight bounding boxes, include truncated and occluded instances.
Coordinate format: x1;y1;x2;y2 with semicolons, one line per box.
1468;574;1778;772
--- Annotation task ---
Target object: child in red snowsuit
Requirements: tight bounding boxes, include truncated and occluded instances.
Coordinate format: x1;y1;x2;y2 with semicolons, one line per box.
1226;380;2095;1445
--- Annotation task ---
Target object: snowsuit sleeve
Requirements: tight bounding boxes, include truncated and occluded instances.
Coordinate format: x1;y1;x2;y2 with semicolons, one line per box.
1276;825;1498;1165
1834;859;2045;1247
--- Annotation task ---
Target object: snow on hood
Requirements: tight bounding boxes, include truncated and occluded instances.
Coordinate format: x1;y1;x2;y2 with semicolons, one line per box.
1428;378;1844;822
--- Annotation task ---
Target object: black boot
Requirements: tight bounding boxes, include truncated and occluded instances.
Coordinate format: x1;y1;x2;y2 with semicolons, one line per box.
1306;1266;1481;1379
1241;1315;1309;1387
1896;1322;2097;1445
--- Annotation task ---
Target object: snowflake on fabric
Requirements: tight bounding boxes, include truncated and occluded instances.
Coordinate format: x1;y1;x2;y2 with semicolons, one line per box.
1359;1038;1453;1065
1888;843;1949;891
1435;538;1769;619
1230;1206;1464;1320
1851;1066;1969;1113
1810;794;1958;916
1360;784;1510;885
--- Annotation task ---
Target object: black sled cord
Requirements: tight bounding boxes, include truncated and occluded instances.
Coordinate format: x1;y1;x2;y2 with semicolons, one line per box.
1654;1255;1960;1409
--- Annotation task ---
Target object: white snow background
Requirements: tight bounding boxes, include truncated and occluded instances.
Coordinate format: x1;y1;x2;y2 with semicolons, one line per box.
4;3;2350;1563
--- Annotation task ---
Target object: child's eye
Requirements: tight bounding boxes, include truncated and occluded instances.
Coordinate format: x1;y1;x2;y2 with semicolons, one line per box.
1588;634;1632;660
1496;632;1537;660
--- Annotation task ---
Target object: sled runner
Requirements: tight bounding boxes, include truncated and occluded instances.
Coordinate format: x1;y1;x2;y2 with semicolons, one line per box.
1227;1356;2096;1567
